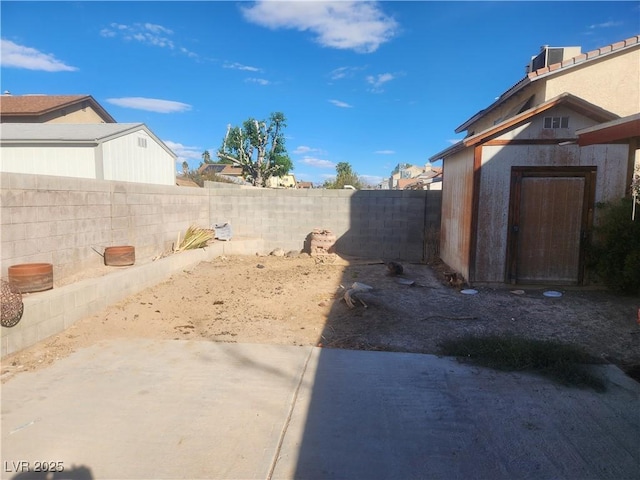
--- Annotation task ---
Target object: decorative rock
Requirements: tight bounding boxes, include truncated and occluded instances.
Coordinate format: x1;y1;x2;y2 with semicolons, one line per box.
270;248;286;257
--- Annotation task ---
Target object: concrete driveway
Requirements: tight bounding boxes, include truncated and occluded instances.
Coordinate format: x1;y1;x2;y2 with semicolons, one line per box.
1;339;638;479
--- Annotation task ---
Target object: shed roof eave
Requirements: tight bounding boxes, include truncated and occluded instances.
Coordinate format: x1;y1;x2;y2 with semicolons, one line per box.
576;113;640;146
454;77;531;134
462;92;620;148
428;140;466;162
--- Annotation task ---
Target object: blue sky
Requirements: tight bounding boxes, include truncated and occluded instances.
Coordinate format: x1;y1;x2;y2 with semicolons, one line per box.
1;1;638;186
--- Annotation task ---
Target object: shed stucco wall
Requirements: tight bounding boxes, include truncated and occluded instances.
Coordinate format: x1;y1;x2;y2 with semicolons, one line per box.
474;141;628;283
439;148;474;280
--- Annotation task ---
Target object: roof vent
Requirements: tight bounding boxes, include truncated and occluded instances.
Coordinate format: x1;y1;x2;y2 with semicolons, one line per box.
525;45;581;74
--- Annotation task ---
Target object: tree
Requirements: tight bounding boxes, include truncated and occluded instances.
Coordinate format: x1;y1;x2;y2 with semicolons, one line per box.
217;112;293;187
201;150;213;165
181;161;189;176
324;162;364;189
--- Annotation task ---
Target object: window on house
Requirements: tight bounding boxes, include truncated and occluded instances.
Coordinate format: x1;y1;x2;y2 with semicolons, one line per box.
137;137;147;148
543;116;569;129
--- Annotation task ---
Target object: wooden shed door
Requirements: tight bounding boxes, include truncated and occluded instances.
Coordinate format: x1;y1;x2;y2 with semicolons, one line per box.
507;167;596;285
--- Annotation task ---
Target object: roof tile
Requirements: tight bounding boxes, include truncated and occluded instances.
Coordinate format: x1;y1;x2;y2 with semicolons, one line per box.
1;95;88;115
611;40;626;50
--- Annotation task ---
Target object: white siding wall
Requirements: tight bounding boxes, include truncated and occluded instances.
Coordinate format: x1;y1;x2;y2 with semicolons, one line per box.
102;130;175;185
0;145;96;178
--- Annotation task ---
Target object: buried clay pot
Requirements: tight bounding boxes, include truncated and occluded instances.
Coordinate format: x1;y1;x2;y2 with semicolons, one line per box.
8;263;54;293
104;246;135;266
309;229;336;255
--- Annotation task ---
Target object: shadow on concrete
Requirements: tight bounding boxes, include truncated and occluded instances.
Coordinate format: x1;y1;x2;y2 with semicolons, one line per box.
286;189;639;479
293;189;443;478
10;465;93;480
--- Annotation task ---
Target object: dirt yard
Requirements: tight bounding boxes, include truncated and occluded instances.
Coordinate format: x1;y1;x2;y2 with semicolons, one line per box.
2;253;639;382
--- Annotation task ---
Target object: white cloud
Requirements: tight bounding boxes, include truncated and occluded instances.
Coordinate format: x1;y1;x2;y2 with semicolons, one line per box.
301;156;335;169
100;22;197;58
328;65;364;80
241;1;398;53
245;78;271;86
224;62;260;72
366;72;396;93
293;145;314;154
144;23;173;35
588;21;623;29
106;97;192;113
360;174;383;186
0;39;77;72
329;99;353;108
374;150;395;155
164;140;203;166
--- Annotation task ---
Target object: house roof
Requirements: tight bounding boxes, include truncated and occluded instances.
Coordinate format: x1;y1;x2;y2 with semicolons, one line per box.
455;35;640;134
0;123;176;158
576;113;640;146
0;94;117;122
176;176;201;187
198;163;244;175
429;93;619;161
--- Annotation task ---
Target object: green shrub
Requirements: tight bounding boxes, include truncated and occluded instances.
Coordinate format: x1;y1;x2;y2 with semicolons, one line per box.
589;197;640;295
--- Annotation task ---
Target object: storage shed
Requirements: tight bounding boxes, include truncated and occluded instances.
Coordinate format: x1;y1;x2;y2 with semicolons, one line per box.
429;36;639;286
0;123;177;185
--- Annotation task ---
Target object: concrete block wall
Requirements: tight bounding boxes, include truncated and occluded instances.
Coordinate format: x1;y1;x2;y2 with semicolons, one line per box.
2;173;442;286
1;172;441;356
207;184;441;262
1;172;211;283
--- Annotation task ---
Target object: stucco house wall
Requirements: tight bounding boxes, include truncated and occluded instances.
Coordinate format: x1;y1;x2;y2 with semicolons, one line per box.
40;107;108;124
543;47;640;118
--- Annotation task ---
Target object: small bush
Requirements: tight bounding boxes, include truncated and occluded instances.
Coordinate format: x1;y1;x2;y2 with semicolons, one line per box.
439;335;606;392
589;197;640;295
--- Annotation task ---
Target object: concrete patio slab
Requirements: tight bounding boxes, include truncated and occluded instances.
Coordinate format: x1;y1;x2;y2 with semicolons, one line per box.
1;339;638;480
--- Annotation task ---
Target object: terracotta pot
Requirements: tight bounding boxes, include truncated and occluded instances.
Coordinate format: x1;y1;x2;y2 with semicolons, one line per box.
8;263;54;293
104;246;135;266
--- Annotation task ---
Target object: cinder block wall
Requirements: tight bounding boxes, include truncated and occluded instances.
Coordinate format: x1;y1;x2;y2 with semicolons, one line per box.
1;172;209;282
207;184;441;261
1;173;441;286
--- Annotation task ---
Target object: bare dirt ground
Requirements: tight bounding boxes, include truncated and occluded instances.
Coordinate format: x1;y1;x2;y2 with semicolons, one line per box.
2;254;639;382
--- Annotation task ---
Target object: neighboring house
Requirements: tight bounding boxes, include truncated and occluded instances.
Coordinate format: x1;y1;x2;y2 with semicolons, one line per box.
388;163;443;190
0;94;116;124
389;163;424;189
266;173;297;189
176;175;200;187
1;123;177;186
296;181;314;189
429;35;639;286
198;163;244;177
